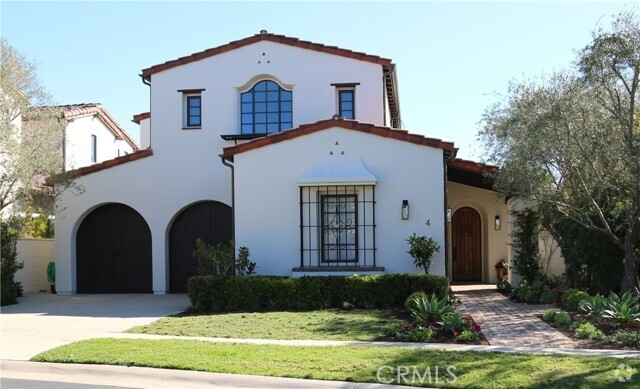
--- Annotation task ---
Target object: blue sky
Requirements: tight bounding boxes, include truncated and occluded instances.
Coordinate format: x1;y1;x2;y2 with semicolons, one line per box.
1;1;631;159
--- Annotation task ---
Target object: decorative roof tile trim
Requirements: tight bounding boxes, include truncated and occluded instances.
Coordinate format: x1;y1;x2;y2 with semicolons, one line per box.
132;112;151;124
141;33;392;77
27;103;140;151
222;119;454;158
448;158;499;174
67;149;153;179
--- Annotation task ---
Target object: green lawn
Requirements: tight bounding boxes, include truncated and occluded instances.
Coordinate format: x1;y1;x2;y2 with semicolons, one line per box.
126;309;404;341
32;338;639;388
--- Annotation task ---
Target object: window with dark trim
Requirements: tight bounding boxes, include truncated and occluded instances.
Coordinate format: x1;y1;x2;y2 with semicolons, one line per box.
90;134;97;163
299;185;376;268
186;96;201;127
241;80;292;134
338;89;355;119
321;194;358;263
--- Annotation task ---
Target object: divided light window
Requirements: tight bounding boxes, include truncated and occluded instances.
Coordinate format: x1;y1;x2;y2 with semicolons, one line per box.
338;90;355;119
241;80;292;134
186;96;201;127
90;134;97;163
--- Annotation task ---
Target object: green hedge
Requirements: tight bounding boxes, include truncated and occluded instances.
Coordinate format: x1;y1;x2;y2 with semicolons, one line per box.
188;273;450;312
1;281;18;306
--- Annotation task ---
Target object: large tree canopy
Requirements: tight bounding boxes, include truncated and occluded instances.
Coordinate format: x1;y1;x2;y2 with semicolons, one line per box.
480;11;640;294
0;38;66;215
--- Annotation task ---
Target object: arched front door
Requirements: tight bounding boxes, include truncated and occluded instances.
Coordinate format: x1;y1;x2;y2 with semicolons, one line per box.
76;204;152;293
452;207;482;281
169;201;232;293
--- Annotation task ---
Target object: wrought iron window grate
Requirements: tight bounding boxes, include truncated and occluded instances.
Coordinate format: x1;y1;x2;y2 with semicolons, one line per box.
299;185;376;268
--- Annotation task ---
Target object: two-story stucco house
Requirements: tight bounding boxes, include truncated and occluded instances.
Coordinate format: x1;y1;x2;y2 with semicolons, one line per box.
54;32;510;294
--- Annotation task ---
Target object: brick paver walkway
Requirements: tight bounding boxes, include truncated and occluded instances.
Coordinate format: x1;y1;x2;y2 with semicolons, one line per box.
453;286;577;348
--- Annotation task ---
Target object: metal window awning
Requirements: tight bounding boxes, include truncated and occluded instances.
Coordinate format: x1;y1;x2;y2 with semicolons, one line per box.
297;156;377;186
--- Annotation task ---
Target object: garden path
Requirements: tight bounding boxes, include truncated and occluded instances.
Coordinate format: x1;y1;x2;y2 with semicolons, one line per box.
452;285;577;348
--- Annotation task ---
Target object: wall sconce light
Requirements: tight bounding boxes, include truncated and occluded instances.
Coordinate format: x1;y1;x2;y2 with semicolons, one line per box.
401;200;409;220
447;207;452;223
495;215;501;230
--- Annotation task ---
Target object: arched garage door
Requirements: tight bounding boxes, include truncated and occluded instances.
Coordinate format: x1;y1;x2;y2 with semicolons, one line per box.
76;204;152;293
169;201;232;293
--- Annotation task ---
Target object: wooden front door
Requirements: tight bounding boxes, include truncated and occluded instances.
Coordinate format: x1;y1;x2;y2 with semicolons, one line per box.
452;207;482;281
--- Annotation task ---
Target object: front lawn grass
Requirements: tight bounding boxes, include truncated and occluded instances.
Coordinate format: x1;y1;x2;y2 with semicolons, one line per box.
32;338;639;388
126;309;404;341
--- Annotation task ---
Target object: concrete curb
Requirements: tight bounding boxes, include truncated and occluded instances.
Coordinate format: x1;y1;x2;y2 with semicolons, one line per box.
1;360;411;389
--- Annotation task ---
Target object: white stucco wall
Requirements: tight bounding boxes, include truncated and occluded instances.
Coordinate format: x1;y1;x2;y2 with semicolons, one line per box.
447;182;509;283
233;127;446;276
150;41;385;153
65;115;134;171
139;117;151;149
14;238;55;293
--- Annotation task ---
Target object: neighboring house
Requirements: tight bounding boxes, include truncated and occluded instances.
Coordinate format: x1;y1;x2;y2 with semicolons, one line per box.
55;32;512;295
41;103;139;172
1;103;138;219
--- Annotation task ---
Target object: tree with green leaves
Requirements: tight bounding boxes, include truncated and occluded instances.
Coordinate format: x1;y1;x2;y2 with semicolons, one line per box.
480;10;640;294
0;38;66;216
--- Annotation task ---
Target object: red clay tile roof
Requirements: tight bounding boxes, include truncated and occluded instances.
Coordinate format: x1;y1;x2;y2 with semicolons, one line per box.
222;119;454;158
141;32;392;77
28;103;139;151
66;149;153;179
448;158;499;174
132;112;150;124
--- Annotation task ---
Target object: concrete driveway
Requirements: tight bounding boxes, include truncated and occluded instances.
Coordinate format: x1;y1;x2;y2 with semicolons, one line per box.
1;293;189;360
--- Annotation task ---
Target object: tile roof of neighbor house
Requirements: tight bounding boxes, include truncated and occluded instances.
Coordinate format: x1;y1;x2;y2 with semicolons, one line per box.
449;158;499;174
140;31;401;128
28;103;139;150
132;112;150;124
222;118;455;158
140;32;392;77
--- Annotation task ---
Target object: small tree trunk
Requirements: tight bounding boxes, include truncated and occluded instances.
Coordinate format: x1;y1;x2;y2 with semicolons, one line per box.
620;234;640;295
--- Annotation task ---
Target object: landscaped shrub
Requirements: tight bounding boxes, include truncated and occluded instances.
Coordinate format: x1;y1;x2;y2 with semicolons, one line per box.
457;330;478;342
1;281;18;306
560;289;589;311
510;209;541;283
606;330;640;348
187;273;450;312
601;291;640;323
572;322;605;340
439;310;466;335
554;312;572;326
405;292;453;326
542;309;556;322
512;274;561;304
578;293;608;318
1;220;23;306
407;234;440;274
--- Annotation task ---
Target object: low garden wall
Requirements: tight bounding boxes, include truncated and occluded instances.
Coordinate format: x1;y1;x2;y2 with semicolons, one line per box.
14;238;54;293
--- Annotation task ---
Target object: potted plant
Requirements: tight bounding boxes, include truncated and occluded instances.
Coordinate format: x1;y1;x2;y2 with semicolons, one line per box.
407;233;440;274
47;261;56;294
495;259;508;281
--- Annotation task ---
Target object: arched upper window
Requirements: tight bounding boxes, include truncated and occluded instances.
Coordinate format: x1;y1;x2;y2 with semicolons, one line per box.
241;80;292;134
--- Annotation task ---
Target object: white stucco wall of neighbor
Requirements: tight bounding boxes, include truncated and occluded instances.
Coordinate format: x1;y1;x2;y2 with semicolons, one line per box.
14;238;55;293
65;115;134;171
233;127;447;276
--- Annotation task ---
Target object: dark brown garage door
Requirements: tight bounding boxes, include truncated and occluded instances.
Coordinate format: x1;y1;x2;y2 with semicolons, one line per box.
169;201;232;293
76;204;152;293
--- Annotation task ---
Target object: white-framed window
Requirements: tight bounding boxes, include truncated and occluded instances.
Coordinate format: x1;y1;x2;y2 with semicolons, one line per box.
90;134;97;162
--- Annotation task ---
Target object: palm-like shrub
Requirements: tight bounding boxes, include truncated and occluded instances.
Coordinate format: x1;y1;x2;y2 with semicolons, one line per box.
578;293;608;318
405;291;453;326
438;310;465;334
602;291;640;323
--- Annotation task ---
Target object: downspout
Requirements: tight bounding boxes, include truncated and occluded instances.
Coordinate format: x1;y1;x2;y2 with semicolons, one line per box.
443;148;458;280
140;74;151;148
220;155;235;243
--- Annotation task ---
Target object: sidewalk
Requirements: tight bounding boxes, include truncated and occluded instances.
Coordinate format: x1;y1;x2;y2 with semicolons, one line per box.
1;360;409;389
452;284;577;348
